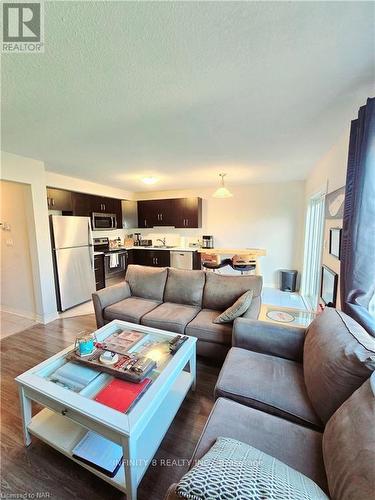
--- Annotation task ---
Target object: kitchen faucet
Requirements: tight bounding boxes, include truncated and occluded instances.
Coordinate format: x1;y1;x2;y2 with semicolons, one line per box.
156;238;166;246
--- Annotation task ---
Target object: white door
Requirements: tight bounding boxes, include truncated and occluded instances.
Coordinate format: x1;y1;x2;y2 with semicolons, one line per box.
301;192;326;311
55;247;95;310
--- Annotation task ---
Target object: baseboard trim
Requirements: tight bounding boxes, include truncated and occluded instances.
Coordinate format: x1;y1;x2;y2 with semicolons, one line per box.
0;305;58;325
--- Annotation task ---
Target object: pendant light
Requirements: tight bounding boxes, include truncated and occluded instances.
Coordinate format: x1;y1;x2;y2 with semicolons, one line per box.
213;173;233;198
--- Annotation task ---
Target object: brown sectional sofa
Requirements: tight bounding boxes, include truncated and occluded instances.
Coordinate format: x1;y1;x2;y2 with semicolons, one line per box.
92;264;263;359
165;308;375;499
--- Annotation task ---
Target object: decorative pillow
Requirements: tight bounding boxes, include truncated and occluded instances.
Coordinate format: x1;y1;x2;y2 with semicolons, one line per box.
176;437;328;500
213;290;253;324
323;373;375;500
303;308;375;424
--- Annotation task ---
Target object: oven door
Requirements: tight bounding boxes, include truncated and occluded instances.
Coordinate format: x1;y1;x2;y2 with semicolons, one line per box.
92;213;117;230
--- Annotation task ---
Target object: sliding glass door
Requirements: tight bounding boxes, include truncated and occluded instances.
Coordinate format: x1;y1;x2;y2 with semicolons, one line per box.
301;192;326;311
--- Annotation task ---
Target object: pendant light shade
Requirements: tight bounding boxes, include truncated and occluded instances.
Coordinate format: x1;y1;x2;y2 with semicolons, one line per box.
213;173;233;198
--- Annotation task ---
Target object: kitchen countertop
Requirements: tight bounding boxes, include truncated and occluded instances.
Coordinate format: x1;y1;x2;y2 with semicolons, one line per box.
125;246;200;252
94;246;200;254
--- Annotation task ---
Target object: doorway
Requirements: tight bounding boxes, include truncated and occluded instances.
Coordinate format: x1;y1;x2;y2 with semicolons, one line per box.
301;191;326;311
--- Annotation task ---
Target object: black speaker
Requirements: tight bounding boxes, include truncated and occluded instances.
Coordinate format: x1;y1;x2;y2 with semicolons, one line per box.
280;270;297;292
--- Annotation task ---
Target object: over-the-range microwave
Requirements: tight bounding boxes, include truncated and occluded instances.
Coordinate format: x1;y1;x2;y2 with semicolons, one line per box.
92;212;117;230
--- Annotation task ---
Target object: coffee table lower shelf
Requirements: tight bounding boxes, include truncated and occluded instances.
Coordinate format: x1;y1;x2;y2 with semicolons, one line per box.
27;370;193;494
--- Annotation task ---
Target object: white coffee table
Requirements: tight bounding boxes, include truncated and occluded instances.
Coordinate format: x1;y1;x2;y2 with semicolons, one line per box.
16;320;196;500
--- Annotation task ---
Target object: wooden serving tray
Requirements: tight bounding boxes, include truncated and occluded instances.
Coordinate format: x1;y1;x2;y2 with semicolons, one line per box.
67;350;156;383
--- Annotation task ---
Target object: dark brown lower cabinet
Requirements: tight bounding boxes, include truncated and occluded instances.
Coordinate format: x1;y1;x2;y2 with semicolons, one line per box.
132;250;170;267
94;254;105;290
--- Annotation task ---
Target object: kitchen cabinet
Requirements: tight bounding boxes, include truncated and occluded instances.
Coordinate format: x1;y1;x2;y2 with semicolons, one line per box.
68;192;123;228
132;250;170;267
137;200;160;228
90;196;122;228
94;254;105;290
175;197;202;228
46;188;72;212
91;196;116;214
71;192;92;217
137;197;202;228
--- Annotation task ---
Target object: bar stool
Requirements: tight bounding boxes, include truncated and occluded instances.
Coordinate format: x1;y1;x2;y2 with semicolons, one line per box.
201;253;232;272
230;254;256;275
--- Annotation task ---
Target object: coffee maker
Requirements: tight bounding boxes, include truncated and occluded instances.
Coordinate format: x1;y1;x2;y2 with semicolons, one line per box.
134;233;141;246
201;235;214;249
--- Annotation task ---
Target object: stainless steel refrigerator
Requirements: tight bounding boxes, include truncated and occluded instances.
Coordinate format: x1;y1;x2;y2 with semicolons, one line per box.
51;215;96;311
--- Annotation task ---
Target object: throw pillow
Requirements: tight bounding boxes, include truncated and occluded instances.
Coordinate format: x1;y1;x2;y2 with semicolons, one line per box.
213;290;253;323
176;436;329;500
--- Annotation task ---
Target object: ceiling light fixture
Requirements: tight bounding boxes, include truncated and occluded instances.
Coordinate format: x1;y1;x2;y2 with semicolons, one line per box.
213;173;233;198
142;177;158;185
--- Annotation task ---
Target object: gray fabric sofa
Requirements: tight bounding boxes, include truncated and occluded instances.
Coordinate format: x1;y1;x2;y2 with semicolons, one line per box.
165;374;375;500
92;264;263;359
165;309;375;500
215;308;375;430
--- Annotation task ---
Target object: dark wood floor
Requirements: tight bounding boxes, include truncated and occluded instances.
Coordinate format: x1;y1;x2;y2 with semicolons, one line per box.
0;314;220;500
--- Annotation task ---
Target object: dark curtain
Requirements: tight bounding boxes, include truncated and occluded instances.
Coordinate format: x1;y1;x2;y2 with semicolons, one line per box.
340;97;375;336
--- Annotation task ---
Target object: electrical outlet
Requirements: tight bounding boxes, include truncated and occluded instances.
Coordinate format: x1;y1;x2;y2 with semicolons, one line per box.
6;239;14;246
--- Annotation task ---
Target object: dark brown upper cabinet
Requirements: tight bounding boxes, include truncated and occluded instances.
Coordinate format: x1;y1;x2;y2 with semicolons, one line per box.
137;197;202;228
91;196;117;214
68;192;123;228
137;200;160;228
46;188;72;212
90;196;122;228
71;192;92;216
174;197;202;228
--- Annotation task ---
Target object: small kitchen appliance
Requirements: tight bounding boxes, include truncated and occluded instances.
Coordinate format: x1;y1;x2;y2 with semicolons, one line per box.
92;212;117;231
134;233;141;246
201;235;214;249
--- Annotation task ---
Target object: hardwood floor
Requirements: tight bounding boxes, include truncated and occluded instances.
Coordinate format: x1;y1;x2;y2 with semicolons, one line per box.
0;315;220;500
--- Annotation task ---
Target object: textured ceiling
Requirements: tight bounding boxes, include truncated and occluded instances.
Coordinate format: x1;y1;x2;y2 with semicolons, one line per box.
2;1;374;191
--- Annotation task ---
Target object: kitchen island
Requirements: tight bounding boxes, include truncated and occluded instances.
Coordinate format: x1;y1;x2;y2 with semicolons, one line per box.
197;248;266;275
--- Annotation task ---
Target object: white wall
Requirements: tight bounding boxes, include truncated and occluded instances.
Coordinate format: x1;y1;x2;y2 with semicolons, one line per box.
0;181;37;319
134;181;306;287
45;171;133;200
304;128;350;309
306;129;349;197
1;152;58;322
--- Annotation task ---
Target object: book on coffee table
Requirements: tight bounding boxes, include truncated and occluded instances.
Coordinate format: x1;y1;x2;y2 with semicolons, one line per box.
94;377;152;413
72;430;123;477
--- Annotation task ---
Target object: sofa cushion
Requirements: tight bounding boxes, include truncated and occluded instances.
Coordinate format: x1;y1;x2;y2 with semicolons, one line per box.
191;398;328;493
186;309;233;345
103;297;161;324
215;347;322;430
141;302;200;334
164;268;205;307
214;290;253;323
203;272;262;311
125;264;168;301
323;374;375;500
177;436;329;500
304;308;375;424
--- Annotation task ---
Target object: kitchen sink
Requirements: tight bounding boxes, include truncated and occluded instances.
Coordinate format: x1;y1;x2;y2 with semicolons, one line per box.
152;245;176;249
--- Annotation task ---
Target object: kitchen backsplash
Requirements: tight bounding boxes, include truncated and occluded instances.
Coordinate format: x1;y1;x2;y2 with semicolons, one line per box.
93;227;203;248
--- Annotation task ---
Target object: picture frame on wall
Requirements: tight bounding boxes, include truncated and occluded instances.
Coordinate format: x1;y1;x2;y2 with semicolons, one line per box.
329;227;342;260
320;265;338;307
325;186;345;219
